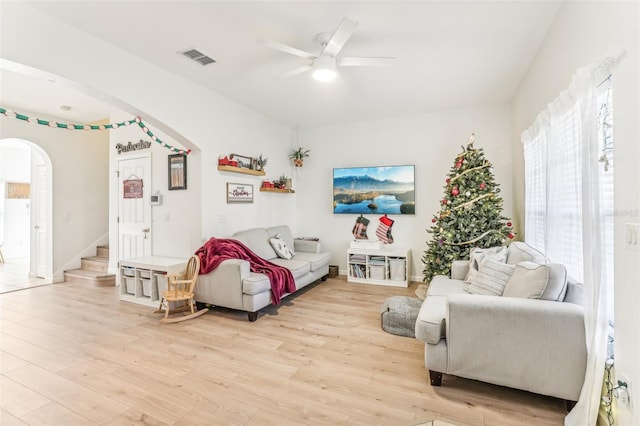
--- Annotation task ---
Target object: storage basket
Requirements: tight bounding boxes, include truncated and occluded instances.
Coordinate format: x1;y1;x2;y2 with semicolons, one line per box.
369;265;385;280
389;259;406;281
142;279;151;297
156;274;168;293
139;269;151;279
125;277;136;294
328;265;339;278
122;267;135;277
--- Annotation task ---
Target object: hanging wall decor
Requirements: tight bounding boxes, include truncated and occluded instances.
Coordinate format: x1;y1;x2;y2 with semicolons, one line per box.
226;183;254;203
168;154;187;190
0;107;190;155
123;177;143;198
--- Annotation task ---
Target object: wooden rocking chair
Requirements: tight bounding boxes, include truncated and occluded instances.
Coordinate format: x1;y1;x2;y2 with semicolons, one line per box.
154;255;208;323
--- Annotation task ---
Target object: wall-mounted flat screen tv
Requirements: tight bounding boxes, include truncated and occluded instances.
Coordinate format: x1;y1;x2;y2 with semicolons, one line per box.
333;165;415;214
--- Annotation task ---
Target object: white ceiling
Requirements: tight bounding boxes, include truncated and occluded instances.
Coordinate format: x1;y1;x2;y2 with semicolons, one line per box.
2;1;562;127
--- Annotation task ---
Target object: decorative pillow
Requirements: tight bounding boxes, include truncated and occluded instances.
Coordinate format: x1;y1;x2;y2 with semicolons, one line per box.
540;263;568;301
464;246;508;283
502;261;549;299
465;259;515;296
506;241;547;265
269;235;294;260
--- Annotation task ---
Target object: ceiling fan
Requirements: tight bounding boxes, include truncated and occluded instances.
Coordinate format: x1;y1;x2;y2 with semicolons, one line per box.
258;18;395;81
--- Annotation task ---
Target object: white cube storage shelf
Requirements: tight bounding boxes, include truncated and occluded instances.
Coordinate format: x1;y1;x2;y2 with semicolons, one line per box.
119;256;188;307
347;246;411;287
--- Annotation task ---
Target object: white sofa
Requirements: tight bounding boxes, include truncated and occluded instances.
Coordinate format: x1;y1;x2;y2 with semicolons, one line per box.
415;242;587;405
195;225;330;321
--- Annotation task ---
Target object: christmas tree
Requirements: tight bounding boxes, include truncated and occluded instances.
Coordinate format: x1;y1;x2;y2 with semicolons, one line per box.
422;134;514;282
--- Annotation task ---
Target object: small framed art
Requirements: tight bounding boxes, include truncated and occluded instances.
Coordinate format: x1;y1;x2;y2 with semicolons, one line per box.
227;183;253;203
168;154;187;190
230;153;253;169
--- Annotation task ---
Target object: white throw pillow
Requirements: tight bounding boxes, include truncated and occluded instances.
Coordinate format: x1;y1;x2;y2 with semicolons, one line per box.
465;259;515;296
269;235;294;260
502;261;549;299
464;246;508;283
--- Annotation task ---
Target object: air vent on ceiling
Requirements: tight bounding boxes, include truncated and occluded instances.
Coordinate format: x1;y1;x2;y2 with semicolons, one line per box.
180;49;216;66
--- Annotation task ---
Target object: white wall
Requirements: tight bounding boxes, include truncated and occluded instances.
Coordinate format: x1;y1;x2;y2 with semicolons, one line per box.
0;109;109;278
511;1;640;422
297;104;513;279
1;2;296;266
0;143;31;258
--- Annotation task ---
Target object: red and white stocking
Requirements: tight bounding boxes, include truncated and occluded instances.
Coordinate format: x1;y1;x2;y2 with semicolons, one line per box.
376;215;394;244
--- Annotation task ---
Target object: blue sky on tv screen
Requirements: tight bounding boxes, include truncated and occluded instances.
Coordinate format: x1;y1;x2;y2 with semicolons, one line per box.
333;165;414;183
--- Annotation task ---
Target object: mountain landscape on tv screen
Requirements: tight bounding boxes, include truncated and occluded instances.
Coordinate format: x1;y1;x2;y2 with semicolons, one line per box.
333;175;415;214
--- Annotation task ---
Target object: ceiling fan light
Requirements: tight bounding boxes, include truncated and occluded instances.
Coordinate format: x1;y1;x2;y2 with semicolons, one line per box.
312;55;337;82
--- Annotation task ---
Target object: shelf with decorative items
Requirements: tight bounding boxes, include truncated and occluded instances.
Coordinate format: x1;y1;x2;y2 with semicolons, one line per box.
260;187;295;193
218;153;266;176
217;165;265;176
260;174;293;193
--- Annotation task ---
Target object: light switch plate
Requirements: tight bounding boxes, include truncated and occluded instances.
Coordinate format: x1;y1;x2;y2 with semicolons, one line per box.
625;223;640;251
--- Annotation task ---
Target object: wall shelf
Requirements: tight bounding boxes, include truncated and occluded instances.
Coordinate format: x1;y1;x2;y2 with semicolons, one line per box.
217;165;265;176
259;188;295;193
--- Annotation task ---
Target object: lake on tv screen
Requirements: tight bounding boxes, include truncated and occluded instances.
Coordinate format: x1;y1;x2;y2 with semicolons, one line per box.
334;194;402;214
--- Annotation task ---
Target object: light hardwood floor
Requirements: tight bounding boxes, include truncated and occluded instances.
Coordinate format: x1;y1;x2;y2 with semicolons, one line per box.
0;276;566;425
0;258;53;294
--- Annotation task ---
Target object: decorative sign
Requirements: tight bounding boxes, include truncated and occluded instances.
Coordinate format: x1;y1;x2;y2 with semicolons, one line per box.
227;183;253;203
116;139;152;154
123;178;143;199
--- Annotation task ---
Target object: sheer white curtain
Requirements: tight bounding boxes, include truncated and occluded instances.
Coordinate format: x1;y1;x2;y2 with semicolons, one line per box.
522;57;617;426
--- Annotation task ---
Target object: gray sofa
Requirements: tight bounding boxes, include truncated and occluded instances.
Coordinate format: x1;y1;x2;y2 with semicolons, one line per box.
195;225;330;321
415;242;587;405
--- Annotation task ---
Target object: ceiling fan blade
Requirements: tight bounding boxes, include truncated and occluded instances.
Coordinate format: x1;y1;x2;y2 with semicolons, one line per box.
282;65;313;78
338;57;396;67
321;18;358;58
258;39;316;60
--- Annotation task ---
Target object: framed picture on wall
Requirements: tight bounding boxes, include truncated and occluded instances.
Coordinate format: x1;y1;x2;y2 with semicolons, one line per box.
168;154;187;190
226;182;253;203
230;153;253;169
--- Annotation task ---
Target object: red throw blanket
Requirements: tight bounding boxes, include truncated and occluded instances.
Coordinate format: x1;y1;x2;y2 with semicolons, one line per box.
195;237;296;305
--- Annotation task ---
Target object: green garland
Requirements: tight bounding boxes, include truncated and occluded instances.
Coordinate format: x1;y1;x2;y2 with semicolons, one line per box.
0;107;190;155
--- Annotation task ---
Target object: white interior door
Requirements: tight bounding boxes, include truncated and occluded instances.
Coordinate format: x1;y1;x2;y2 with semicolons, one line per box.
118;155;152;260
34;164;47;277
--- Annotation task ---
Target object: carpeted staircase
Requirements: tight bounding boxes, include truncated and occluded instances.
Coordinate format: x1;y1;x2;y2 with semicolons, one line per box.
64;245;115;286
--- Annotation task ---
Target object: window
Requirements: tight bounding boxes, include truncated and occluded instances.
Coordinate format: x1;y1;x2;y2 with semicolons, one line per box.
522;71;614;330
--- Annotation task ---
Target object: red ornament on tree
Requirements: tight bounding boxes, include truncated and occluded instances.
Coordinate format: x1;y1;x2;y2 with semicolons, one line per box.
508;233;514;239
507;221;512;227
451;187;459;196
455;161;462;169
445;178;450;184
432;218;437;223
480;182;486;189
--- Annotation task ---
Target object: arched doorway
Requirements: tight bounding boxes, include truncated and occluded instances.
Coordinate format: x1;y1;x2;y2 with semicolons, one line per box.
0;138;53;292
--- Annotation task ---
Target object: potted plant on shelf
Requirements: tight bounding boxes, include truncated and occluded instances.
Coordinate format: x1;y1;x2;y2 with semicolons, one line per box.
289;147;310;167
274;174;289;190
254;154;268;171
